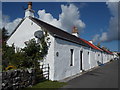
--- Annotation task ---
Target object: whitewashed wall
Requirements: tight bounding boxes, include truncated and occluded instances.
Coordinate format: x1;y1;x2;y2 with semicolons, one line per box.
97;51;102;64
53;38;84;80
7;18;40;49
89;50;97;68
103;53;108;64
43;34;55;81
6;17;55;81
82;47;91;71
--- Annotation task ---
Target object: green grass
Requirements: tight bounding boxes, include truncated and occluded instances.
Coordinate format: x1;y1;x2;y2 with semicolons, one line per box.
25;80;66;89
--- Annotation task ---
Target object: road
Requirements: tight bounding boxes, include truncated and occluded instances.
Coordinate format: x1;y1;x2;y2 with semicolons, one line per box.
62;60;118;88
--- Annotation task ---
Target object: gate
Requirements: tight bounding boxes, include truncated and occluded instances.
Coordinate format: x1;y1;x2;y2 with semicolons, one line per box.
39;63;49;80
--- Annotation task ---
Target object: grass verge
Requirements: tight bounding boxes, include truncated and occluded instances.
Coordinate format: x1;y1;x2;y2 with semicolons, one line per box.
24;80;66;89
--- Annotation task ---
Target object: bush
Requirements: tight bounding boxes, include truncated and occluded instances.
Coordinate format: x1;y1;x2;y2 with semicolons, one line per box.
2;37;48;70
2;43;15;70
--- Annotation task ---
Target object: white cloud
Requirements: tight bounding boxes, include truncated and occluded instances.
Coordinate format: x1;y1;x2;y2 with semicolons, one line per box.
0;11;10;29
94;2;119;42
102;2;119;42
1;15;10;28
0;10;22;34
5;18;22;34
100;32;108;42
38;4;85;35
59;4;85;33
92;34;100;42
106;0;120;2
38;10;61;29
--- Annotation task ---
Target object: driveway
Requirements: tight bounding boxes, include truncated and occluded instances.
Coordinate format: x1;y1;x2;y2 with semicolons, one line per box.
62;60;118;88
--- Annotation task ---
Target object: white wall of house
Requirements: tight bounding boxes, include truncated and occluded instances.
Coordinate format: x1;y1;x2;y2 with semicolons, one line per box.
97;51;102;64
103;53;108;64
7;17;41;49
53;38;84;80
89;50;97;68
42;34;55;81
82;47;91;71
107;54;110;62
53;37;104;80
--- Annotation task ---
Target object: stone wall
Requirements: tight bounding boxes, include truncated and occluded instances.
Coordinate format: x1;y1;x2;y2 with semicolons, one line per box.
2;68;44;90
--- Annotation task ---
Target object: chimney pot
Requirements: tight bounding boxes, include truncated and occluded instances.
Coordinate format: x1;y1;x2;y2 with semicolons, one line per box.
72;26;78;33
28;2;32;9
25;2;34;18
72;26;79;37
89;40;93;44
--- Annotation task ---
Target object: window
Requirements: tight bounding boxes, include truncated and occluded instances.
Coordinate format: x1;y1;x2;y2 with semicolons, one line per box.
88;52;89;55
70;49;74;66
56;52;59;57
88;52;90;64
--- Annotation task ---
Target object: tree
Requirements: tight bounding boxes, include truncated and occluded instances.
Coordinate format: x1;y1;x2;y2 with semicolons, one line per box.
22;39;41;68
22;37;48;69
2;27;9;42
2;43;15;70
21;37;48;83
2;33;48;71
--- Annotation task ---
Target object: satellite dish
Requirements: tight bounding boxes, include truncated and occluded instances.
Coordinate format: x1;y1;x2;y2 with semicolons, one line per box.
34;30;44;39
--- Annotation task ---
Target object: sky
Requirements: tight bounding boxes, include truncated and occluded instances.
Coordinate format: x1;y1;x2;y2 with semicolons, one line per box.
1;2;119;52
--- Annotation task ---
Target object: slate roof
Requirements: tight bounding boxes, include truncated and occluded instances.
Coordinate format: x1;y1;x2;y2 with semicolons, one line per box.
8;16;112;53
30;17;104;52
29;17;91;48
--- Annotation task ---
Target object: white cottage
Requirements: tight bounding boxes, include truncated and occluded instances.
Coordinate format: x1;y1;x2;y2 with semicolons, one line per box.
7;2;114;81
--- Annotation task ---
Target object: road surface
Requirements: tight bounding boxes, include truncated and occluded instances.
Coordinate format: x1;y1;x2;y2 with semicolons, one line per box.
62;60;118;88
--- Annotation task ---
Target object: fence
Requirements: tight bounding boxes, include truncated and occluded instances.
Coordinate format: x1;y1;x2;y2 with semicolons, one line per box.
39;63;49;80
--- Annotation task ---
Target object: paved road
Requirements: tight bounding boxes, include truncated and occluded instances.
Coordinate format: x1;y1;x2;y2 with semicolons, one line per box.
62;60;118;88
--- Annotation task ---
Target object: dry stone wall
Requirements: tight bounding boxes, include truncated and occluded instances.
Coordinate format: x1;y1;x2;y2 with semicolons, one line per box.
2;68;44;90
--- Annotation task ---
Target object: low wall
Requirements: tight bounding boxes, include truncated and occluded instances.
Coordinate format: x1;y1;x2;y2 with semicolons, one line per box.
2;68;44;90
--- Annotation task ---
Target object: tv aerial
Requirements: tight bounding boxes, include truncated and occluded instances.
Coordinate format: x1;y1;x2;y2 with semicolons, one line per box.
34;30;44;39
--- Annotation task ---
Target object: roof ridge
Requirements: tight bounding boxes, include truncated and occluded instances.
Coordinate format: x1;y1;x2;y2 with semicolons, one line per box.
29;17;77;36
79;38;103;51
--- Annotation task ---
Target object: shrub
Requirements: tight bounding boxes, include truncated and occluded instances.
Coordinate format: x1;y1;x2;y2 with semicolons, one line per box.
2;36;48;71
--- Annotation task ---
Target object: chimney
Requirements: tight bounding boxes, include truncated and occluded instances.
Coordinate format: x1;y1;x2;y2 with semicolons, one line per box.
72;26;79;37
89;40;93;44
28;2;32;10
25;2;34;18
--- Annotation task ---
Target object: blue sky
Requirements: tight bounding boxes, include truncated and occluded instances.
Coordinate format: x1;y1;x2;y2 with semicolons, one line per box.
2;2;119;52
